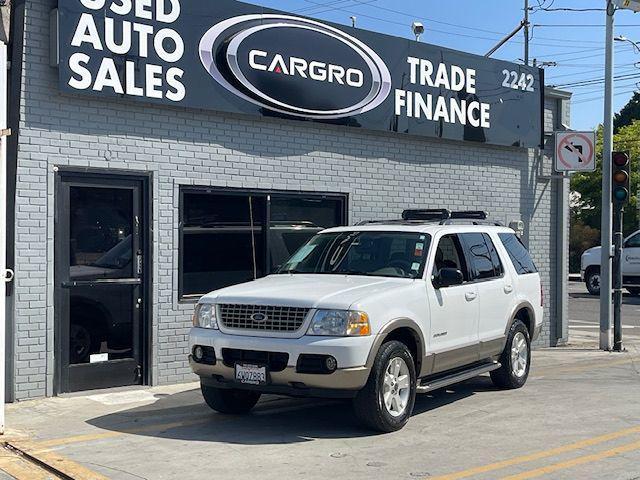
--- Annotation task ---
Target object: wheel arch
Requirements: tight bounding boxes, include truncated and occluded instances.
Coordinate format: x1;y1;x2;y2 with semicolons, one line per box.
505;302;536;341
366;319;426;377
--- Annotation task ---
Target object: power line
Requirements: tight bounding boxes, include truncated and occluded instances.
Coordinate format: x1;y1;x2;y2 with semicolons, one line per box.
534;23;640;27
292;0;610;49
547;65;639;80
572;89;638;105
553;72;640;88
534;8;605;12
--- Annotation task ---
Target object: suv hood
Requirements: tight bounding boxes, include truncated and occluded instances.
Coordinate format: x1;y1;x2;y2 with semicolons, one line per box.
200;274;414;310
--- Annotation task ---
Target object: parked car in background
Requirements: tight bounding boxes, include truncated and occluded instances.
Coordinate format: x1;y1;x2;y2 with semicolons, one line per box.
581;229;640;296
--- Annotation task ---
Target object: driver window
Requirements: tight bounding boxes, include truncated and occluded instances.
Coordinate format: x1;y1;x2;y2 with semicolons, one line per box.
626;234;640;248
432;235;468;280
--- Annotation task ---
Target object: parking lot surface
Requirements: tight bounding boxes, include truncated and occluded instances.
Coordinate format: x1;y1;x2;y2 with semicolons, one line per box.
1;283;639;480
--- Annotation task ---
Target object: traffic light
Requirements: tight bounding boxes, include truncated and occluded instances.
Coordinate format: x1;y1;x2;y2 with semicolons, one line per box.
612;151;631;205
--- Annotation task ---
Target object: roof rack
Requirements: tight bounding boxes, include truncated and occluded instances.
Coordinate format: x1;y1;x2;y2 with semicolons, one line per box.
356;209;503;227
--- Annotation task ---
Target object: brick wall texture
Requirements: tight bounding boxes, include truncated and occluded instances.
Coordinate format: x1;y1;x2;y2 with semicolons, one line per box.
9;0;570;399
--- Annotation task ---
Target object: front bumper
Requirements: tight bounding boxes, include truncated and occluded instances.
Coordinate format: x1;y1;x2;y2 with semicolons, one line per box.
191;358;368;398
189;327;373;394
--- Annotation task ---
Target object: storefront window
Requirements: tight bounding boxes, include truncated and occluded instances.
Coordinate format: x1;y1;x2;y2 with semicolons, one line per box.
180;189;346;298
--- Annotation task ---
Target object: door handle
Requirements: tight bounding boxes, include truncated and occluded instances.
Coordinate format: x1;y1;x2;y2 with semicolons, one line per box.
504;285;514;294
465;291;477;301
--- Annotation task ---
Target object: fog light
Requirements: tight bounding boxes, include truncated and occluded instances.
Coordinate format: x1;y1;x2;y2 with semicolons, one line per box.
325;356;337;372
193;345;204;361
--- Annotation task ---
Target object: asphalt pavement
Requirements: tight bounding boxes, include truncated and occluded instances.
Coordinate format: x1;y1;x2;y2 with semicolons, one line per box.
0;287;638;480
569;282;640;338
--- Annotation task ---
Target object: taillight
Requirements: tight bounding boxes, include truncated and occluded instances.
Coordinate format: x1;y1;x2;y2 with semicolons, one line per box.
540;284;544;307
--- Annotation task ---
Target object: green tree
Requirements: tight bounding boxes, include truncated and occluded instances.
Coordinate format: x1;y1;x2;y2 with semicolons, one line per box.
570;121;640;239
614;91;640;132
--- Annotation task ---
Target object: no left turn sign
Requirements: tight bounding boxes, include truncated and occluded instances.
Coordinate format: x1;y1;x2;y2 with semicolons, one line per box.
555;131;596;172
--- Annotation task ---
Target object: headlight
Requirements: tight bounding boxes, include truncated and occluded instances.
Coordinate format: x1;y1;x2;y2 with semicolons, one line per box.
306;310;370;337
193;303;219;329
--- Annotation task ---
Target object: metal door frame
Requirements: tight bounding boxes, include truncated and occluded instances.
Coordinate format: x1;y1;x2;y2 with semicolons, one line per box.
54;169;152;394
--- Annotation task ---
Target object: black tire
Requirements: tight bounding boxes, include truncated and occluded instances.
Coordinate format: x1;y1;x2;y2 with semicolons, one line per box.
585;267;601;296
627;287;640;296
200;384;261;414
353;340;417;433
490;320;531;389
69;323;95;364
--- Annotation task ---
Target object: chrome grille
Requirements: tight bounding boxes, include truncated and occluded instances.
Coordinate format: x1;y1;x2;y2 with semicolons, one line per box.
218;304;310;332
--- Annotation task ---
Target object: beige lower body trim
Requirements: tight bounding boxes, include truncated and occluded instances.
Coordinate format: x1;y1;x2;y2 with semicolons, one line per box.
190;359;370;390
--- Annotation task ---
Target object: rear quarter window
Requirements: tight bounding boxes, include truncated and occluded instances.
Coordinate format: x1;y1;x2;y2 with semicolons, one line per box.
498;233;538;275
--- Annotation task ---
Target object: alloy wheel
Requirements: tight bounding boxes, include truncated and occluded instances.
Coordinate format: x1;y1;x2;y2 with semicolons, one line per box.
382;357;411;417
511;332;528;378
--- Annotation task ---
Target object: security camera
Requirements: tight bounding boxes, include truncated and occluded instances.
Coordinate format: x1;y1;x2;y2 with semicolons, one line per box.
412;22;425;41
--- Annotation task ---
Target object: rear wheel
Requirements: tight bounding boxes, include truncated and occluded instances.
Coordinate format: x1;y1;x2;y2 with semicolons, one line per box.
200;384;261;414
585;268;601;296
353;340;416;432
490;320;531;390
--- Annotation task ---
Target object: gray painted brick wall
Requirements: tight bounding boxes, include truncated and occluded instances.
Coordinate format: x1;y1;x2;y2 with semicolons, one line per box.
10;0;568;399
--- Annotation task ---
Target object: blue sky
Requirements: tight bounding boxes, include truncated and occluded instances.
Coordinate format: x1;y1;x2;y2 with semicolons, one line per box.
250;0;640;131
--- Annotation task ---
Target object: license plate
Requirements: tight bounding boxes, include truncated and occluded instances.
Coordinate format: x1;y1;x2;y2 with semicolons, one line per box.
235;363;268;386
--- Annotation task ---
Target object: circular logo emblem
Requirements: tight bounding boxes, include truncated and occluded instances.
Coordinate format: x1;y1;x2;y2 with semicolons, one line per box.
250;313;268;323
199;14;392;119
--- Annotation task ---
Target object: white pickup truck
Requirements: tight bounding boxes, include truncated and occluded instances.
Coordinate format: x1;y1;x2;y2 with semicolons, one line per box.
581;229;640;296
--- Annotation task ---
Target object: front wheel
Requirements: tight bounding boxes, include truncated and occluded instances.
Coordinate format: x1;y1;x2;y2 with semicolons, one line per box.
585;268;601;296
490;320;531;389
200;384;261;414
353;340;416;432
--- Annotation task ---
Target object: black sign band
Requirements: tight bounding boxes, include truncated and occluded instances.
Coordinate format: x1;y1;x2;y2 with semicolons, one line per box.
57;0;543;148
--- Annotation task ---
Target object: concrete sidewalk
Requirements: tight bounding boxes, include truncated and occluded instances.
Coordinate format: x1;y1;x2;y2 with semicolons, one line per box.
1;330;639;480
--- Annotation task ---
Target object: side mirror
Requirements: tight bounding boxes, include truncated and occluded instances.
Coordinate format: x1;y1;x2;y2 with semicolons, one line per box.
433;268;464;288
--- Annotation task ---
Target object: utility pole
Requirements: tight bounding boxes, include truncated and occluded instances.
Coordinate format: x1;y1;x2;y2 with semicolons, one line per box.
524;0;530;65
600;0;615;351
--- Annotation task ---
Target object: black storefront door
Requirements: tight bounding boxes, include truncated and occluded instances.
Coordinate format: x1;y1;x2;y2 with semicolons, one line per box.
55;173;148;393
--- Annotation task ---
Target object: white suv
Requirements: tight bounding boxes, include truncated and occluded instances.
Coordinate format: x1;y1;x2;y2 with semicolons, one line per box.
189;210;543;432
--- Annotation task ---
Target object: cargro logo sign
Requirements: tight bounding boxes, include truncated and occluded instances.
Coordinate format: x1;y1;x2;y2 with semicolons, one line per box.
199;14;392;119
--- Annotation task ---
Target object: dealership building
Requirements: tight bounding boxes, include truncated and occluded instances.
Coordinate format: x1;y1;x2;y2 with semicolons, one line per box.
3;0;571;400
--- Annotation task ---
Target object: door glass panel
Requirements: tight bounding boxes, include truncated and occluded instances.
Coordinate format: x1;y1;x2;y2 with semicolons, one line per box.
433;235;468;280
69;285;134;365
462;233;496;280
69;187;133;280
269;196;344;271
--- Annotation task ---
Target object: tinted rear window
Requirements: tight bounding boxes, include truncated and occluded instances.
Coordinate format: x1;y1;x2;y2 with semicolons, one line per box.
498;233;538;275
461;233;503;280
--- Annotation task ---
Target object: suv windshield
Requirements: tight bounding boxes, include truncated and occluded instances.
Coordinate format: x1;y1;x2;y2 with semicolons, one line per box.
277;231;431;279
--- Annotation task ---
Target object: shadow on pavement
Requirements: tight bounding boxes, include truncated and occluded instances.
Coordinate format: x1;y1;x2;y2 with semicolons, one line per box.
85;377;495;445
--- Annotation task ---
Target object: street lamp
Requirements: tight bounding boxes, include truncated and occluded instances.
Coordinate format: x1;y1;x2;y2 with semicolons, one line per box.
614;35;640;53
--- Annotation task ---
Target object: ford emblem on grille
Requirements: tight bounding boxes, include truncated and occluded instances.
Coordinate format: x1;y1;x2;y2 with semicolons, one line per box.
251;313;268;323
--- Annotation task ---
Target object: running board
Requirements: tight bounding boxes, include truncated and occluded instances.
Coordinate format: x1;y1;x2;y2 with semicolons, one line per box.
416;361;501;393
